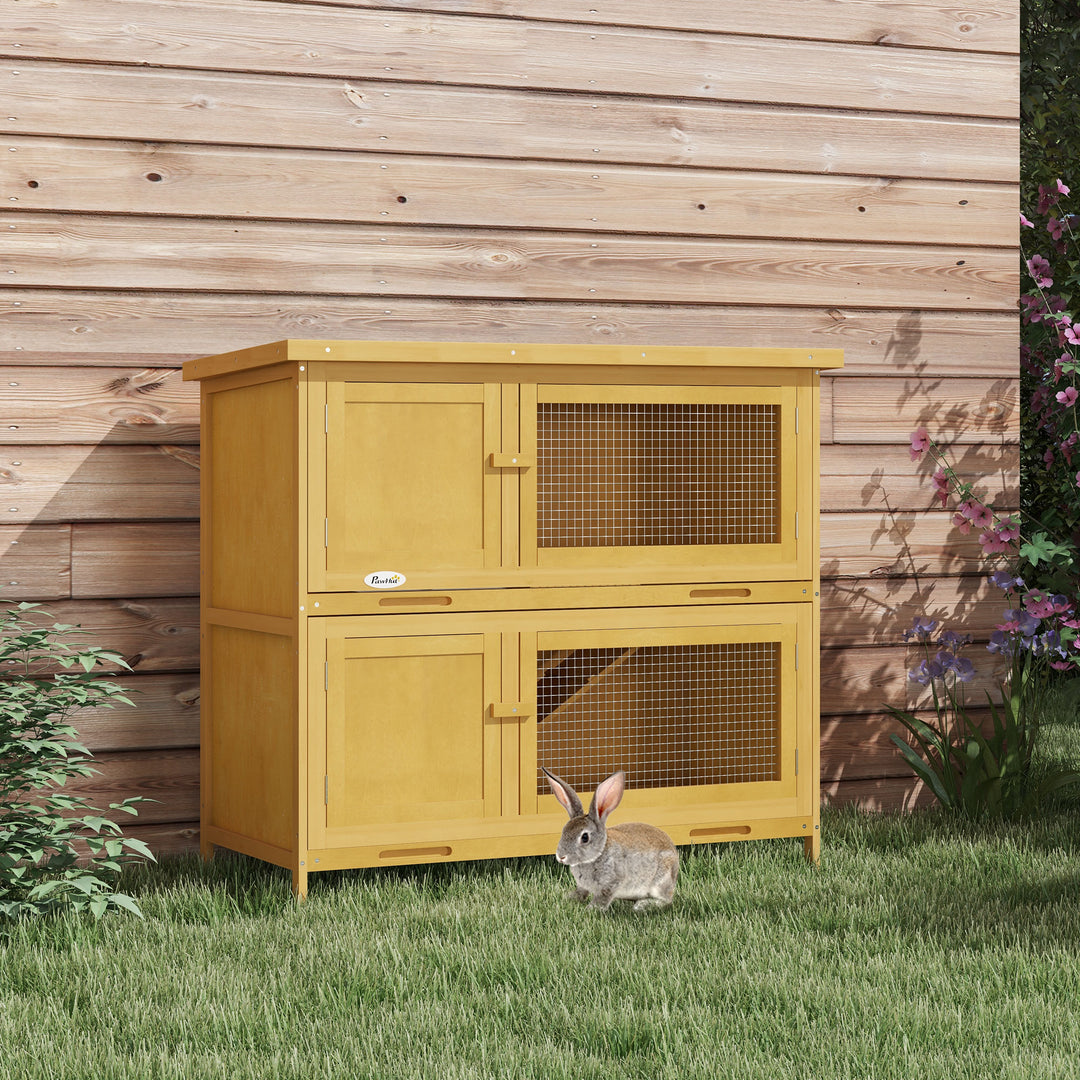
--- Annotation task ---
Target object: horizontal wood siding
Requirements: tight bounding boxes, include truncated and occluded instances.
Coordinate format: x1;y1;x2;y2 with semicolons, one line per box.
0;0;1019;846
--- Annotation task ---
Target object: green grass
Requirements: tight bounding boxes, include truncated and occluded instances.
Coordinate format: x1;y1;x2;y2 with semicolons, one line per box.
4;684;1080;1080
3;805;1080;1080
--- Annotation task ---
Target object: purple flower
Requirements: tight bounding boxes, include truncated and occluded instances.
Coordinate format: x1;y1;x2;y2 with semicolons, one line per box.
989;570;1021;591
903;616;938;642
987;630;1013;657
1027;254;1054;288
940;630;973;650
952;657;976;682
998;609;1040;638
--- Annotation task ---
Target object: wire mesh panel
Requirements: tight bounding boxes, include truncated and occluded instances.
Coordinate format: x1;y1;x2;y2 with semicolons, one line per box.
536;402;780;549
536;641;781;795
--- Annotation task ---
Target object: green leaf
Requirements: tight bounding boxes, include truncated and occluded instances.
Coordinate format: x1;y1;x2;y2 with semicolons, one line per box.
107;892;144;919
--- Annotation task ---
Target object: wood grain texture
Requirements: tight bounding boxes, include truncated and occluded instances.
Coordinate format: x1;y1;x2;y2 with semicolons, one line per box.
822;642;1007;716
72;523;200;599
0;0;1019;815
820;709;995;781
69;673;201;752
833;376;1019;442
63;748;199;825
6;213;1018;311
822;510;1002;577
0;445;199;523
0;524;70;600
1;63;1019;182
820;576;1009;648
821;443;1018;511
822;775;933;811
28;599;201;674
0;291;1018;376
0;366;198;445
8;0;1019;117
5;137;1018;247
305;0;1021;53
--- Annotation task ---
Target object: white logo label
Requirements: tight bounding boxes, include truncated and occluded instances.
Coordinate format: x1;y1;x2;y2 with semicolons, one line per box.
364;571;407;589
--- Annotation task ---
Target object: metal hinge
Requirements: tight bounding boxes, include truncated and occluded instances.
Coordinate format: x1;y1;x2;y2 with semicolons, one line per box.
795;407;799;434
324;662;328;691
795;643;799;670
324;775;329;805
795;512;799;540
324;518;329;547
795;749;799;776
325;403;329;434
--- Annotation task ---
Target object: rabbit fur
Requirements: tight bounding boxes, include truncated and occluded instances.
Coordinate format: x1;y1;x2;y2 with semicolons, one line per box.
542;768;679;913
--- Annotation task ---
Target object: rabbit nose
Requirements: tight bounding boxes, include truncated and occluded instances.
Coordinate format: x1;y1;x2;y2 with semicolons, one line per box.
555;853;567;863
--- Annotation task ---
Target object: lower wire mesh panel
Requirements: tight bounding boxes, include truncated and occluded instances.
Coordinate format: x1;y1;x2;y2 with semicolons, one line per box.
536;641;781;795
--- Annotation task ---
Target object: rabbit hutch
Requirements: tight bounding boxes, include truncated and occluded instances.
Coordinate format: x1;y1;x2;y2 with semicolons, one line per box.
184;339;843;896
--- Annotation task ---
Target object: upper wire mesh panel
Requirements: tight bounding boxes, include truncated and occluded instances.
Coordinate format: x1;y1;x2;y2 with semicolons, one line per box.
536;402;780;548
536;641;781;794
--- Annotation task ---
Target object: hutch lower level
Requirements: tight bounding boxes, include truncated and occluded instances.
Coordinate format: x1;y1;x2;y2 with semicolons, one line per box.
184;339;842;897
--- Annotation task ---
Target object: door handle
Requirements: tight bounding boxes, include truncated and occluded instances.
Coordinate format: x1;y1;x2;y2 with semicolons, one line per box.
489;702;532;719
488;453;535;468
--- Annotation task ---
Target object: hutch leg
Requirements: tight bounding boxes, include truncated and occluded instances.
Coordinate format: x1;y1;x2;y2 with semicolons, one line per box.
292;866;309;901
803;831;820;864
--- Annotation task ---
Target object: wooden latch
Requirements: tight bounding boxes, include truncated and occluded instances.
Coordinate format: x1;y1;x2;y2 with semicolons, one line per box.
488;453;535;468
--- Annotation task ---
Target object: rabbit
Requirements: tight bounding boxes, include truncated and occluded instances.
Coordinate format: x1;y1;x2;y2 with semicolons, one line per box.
542;767;679;913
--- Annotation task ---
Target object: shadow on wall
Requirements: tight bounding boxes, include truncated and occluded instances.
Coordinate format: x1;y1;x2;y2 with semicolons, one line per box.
0;388;203;848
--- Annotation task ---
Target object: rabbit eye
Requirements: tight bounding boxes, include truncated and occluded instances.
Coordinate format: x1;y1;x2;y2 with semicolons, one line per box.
579;832;590;844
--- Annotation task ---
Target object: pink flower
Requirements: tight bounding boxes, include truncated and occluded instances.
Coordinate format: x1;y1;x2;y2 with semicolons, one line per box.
1021;212;1035;228
1046;448;1056;467
931;469;949;507
909;427;930;461
1056;386;1078;407
1056;179;1071;196
1025;592;1056;619
969;503;993;528
1066;324;1080;345
980;531;1010;554
997;518;1020;543
1049;217;1065;240
952;512;972;534
1027;255;1054;288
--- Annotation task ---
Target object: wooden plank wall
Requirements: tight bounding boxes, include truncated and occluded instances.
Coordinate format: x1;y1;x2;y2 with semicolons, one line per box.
0;0;1019;853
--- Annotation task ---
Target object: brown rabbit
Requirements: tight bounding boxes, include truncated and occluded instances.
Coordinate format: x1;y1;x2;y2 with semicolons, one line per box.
542;768;679;913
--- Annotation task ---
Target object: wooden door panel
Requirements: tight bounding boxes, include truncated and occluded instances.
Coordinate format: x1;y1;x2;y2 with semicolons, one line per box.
319;382;501;589
319;630;501;846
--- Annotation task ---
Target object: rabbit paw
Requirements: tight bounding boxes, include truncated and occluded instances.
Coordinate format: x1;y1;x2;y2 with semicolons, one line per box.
565;886;590;904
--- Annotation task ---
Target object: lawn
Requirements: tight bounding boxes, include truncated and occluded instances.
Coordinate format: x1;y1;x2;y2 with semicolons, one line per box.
2;801;1080;1080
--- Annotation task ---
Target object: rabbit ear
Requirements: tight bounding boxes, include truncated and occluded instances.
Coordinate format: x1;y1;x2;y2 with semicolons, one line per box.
590;771;626;823
542;768;583;817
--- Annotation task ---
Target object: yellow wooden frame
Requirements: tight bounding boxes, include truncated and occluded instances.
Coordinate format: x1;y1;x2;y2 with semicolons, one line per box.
182;339;840;896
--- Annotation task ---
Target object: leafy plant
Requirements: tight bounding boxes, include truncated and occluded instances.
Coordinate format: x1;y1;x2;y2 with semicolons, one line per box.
888;615;1079;817
1;602;155;919
891;414;1080;816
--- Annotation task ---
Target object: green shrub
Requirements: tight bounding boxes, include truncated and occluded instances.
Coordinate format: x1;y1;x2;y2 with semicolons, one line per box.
1;603;155;919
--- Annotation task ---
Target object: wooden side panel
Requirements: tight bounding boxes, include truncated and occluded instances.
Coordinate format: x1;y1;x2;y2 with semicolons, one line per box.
205;374;297;618
206;624;296;852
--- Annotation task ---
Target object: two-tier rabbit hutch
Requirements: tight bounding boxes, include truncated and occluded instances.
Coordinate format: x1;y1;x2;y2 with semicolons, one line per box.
184;339;842;896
